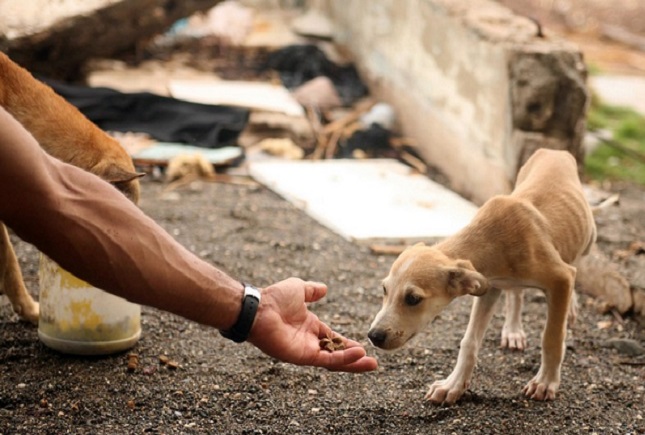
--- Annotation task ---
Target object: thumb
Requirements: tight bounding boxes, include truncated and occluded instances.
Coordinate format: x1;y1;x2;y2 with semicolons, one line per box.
303;281;328;303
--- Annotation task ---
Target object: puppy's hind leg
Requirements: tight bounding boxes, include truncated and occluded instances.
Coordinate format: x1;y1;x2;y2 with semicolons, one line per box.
0;223;39;324
568;289;578;325
501;289;527;350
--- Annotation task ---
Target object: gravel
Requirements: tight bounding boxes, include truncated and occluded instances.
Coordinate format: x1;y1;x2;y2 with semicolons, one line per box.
1;178;644;434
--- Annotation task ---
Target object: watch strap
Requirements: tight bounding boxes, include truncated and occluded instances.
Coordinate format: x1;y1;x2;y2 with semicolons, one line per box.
220;283;261;343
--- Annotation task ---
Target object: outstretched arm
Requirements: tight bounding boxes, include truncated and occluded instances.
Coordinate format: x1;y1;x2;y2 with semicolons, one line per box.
0;106;377;372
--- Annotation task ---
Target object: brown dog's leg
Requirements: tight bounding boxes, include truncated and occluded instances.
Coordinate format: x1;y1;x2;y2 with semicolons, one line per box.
523;264;576;401
501;289;527;350
426;287;502;404
0;223;39;324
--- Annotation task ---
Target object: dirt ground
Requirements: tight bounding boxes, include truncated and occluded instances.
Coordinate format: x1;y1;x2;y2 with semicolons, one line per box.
1;175;644;434
2;2;645;433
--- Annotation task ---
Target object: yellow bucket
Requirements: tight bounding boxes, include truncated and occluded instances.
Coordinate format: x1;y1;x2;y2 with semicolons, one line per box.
37;254;141;355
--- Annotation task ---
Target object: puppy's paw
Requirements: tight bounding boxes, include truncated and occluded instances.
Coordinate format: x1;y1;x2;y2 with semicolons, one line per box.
15;301;39;325
425;376;468;405
522;374;559;401
501;326;527;350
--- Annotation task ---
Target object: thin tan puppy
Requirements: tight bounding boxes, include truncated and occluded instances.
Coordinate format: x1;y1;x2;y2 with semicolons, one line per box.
368;148;596;403
0;52;142;323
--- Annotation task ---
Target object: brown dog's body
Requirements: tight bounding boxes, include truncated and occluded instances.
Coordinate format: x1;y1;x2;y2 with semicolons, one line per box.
0;52;142;323
368;149;596;403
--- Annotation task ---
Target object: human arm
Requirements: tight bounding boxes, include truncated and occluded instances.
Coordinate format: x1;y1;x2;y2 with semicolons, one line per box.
0;106;377;372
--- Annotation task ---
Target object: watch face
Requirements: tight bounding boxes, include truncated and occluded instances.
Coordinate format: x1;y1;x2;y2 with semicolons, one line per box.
244;284;261;301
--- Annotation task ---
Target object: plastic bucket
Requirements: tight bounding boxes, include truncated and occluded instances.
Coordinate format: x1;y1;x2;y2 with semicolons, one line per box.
37;254;141;355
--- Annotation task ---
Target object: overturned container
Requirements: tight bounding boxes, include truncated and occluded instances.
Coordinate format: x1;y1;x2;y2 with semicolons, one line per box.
38;254;141;355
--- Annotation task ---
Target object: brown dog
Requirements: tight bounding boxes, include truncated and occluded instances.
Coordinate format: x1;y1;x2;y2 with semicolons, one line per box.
0;52;143;324
368;148;596;403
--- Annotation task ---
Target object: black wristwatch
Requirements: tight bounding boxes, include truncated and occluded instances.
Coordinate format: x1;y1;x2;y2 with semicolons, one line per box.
220;283;261;343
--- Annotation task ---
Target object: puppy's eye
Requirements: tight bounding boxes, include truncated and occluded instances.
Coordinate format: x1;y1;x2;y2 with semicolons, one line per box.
404;293;422;306
382;285;387;296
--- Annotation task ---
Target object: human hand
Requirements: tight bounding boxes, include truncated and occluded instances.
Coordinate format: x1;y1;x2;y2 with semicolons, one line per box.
247;277;378;373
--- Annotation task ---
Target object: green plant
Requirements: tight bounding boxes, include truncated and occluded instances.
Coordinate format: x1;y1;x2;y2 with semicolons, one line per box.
584;93;645;185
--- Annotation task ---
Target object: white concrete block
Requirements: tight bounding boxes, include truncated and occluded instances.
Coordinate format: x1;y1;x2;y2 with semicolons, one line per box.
248;159;478;241
590;75;645;116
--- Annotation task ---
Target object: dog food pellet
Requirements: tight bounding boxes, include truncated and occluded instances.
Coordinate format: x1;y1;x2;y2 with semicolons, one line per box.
126;353;139;372
167;360;180;370
319;334;346;352
159;355;170;365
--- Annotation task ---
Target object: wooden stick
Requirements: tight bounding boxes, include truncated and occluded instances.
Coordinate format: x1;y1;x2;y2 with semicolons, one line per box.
369;244;408;255
306;105;327;160
590;132;645;165
322;98;375;136
399;151;427;174
324;127;343;159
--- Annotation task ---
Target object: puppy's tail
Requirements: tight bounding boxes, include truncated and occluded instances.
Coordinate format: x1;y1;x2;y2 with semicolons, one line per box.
591;193;620;215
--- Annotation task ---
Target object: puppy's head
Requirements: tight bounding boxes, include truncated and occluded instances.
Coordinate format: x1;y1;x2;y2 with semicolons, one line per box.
368;243;489;350
88;139;145;204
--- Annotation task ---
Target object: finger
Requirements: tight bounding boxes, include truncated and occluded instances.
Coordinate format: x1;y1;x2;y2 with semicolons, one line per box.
316;346;365;368
341;338;366;349
330;356;379;373
317;347;378;373
303;281;327;303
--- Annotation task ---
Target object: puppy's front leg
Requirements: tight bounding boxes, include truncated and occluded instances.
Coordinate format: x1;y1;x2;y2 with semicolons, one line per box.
426;287;502;404
0;223;39;324
501;289;527;350
523;266;575;400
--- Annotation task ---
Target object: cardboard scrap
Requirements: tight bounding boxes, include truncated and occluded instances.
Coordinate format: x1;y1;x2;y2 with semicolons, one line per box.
168;79;305;117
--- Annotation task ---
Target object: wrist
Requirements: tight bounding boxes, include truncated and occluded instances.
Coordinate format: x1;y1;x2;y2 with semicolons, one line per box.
220;282;261;343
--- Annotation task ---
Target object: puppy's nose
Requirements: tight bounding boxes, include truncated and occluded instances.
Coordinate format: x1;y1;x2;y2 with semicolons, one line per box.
368;329;387;347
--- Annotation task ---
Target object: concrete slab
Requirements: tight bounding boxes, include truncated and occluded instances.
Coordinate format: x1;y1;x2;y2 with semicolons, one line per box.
590;75;645;116
248;159;478;242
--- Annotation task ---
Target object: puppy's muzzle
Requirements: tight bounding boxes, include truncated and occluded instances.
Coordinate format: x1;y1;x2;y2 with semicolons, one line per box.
367;328;387;348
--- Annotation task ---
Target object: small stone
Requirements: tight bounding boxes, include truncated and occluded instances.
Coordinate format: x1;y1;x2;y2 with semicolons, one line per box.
602;338;645;356
142;365;157;375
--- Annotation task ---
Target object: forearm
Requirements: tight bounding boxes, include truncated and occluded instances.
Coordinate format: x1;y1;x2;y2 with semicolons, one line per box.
0;107;242;330
37;170;242;329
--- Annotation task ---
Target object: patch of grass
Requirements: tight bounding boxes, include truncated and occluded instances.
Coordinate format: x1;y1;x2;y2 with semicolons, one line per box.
584;94;645;185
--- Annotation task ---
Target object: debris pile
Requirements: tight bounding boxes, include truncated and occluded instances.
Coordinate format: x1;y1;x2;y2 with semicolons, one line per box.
44;1;434;190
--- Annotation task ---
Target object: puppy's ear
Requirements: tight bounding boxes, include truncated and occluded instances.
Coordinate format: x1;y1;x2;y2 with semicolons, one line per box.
446;263;488;296
100;164;146;183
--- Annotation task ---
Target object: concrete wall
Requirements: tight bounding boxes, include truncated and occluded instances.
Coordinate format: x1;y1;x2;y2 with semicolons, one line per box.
0;0;221;80
316;0;588;203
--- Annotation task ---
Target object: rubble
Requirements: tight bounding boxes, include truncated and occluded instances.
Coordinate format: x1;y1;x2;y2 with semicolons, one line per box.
0;0;222;80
